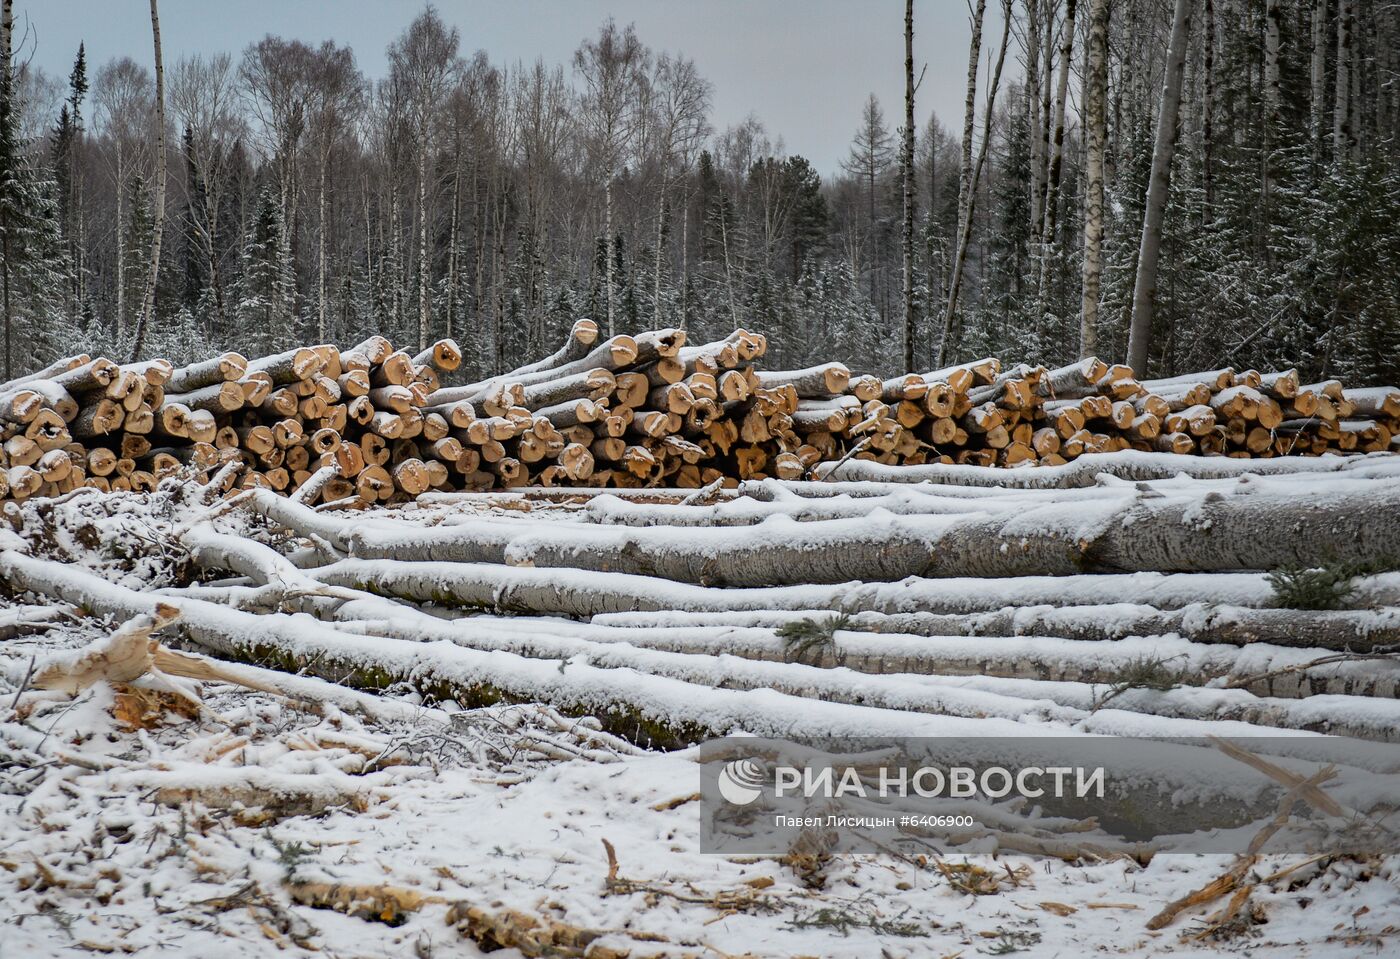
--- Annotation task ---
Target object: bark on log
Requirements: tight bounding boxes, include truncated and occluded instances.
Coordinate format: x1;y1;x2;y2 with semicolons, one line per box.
0;354;90;391
165;352;248;393
52;359;120;395
755;363;852;399
245;347;324;384
164;381;244;415
818;449;1399;488
164;531;1400;746
265;478;1400;585
502;319;600;379
518;368;616;409
440;336;639;405
0;548;1058;749
1345;387;1400;419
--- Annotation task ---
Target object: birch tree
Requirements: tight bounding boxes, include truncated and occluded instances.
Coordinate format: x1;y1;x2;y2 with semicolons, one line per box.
644;53;710;326
239;35;314;299
511;59;570;345
938;0;1012;366
1263;0;1282;125
386;9;460;351
305;42;362;342
0;0;8;93
1079;0;1109;358
1334;0;1354;162
1262;0;1281;206
902;0;917;373
170;53;243;335
1025;0;1044;236
1126;0;1193;377
1035;0;1077;307
128;0;166;361
954;0;985;276
1311;0;1328;166
0;0;11;377
574;20;648;338
92;59;153;340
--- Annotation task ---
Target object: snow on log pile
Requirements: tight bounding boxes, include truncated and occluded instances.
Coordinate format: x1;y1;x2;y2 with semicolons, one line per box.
2;321;1398;504
5;468;1400;747
4;470;1400;951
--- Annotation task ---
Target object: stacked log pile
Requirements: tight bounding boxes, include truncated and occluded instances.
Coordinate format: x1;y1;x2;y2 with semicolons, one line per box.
2;321;1398;504
8;466;1400;752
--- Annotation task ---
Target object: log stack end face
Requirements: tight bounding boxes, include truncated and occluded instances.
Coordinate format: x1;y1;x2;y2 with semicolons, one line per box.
2;337;1398;505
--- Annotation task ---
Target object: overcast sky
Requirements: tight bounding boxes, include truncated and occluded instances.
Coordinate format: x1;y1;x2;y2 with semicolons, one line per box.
16;0;1013;179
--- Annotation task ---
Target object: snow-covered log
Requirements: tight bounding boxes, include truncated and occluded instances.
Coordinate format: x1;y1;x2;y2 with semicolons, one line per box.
241;478;1400;585
817;449;1400;487
582;603;1400;652
501;318;599;378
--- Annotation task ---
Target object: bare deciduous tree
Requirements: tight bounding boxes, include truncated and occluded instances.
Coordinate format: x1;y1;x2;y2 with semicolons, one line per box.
386;9;459;351
1035;0;1077;310
1127;0;1194;376
240;34;315;325
92;57;154;339
1310;0;1328;165
643;52;711;325
129;0;166;361
574;19;648;337
305;42;363;342
1;0;12;379
938;0;1012;366
1079;0;1109;358
1025;0;1043;236
170;52;244;333
510;59;570;344
902;0;917;373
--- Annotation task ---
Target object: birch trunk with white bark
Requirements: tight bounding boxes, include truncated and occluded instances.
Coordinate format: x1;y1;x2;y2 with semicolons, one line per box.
1079;0;1109;358
1126;0;1193;377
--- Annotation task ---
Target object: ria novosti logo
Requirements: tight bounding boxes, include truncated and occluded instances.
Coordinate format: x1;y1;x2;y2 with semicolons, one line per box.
716;758;766;805
714;757;1107;805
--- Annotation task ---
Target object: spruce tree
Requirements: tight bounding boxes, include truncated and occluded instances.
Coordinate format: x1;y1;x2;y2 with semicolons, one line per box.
235;187;295;355
0;48;72;376
783;156;827;280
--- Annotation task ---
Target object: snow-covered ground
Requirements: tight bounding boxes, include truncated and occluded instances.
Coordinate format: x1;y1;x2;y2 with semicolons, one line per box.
3;475;1399;956
4;649;1396;957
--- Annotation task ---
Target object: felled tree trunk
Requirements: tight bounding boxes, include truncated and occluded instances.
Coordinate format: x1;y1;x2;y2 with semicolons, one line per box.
575;604;1400;653
579;615;1400;700
250;480;1400;586
818;450;1400;488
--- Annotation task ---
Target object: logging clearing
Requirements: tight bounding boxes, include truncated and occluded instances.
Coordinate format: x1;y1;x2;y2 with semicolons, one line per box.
6;0;1400;950
4;432;1400;955
5;327;1400;955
